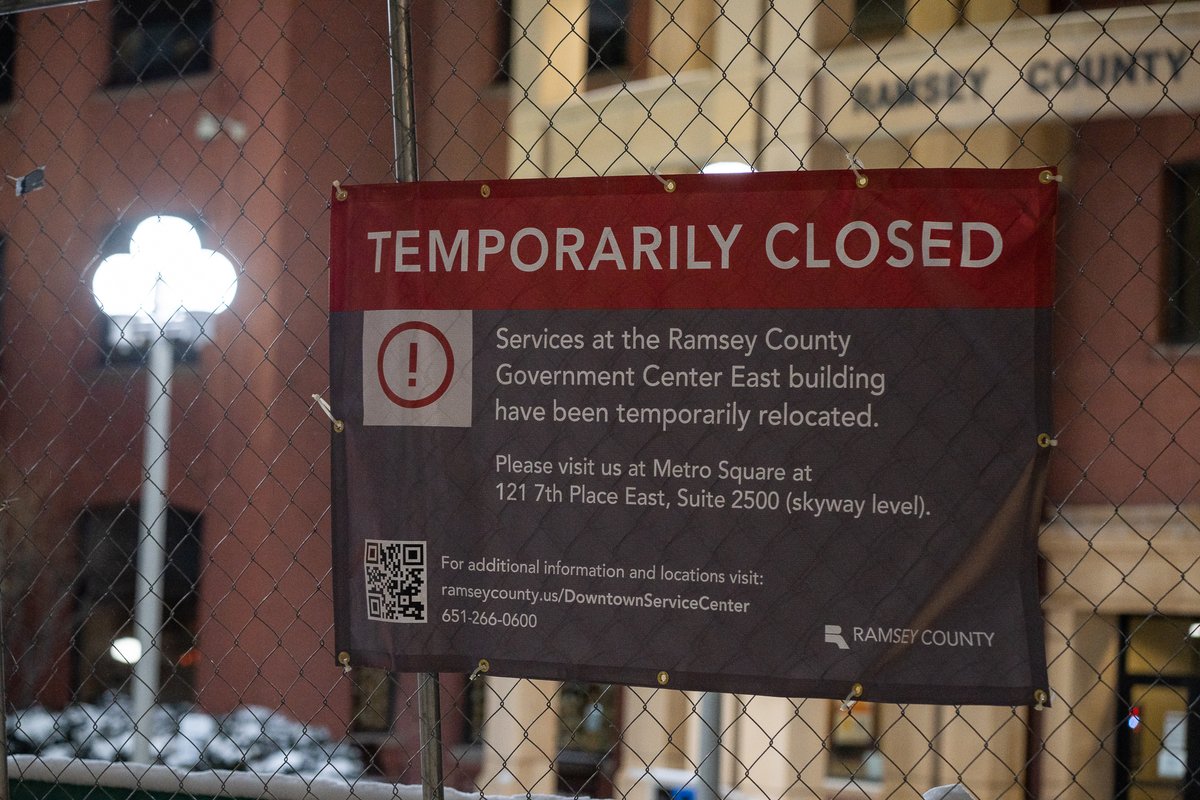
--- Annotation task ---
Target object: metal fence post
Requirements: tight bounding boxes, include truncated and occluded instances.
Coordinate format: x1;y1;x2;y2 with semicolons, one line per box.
388;0;419;185
0;498;9;800
386;3;444;800
696;692;722;800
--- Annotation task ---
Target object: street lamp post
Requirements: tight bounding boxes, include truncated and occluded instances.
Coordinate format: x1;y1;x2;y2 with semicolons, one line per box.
91;215;237;764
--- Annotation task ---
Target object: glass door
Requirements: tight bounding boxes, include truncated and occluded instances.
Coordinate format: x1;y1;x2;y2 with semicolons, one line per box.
1121;682;1198;800
1117;616;1200;800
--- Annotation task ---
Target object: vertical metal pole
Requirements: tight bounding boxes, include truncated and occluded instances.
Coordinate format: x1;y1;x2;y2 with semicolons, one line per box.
0;503;9;800
931;704;944;788
418;672;444;800
696;692;723;800
388;0;419;183
132;334;173;764
386;4;443;800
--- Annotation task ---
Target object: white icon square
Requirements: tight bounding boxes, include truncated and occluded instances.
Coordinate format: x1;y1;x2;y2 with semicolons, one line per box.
362;310;473;427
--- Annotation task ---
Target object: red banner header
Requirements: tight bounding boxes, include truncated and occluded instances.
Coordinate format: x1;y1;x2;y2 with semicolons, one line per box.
330;168;1056;312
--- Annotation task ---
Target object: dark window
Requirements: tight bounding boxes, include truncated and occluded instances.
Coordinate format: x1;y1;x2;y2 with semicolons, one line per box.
828;701;882;781
346;668;398;776
492;0;514;83
852;0;906;38
350;667;394;733
460;673;487;746
1049;0;1188;13
1114;616;1200;800
587;0;628;77
109;0;213;86
0;237;6;374
1166;162;1200;343
71;505;202;704
0;16;14;104
556;682;620;796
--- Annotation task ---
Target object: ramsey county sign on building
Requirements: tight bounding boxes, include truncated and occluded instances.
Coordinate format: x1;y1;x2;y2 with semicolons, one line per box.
328;168;1056;706
820;6;1200;139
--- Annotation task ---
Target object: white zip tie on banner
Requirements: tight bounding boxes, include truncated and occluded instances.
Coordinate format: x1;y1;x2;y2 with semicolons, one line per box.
312;394;345;433
845;153;868;188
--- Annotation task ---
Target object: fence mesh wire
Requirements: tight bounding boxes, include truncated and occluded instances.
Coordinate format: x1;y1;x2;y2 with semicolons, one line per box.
0;1;1196;800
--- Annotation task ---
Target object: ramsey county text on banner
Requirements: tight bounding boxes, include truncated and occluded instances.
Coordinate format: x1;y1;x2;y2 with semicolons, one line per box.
328;168;1056;706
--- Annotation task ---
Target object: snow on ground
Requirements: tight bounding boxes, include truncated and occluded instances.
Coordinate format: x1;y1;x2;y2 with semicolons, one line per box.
6;699;589;800
6;700;363;781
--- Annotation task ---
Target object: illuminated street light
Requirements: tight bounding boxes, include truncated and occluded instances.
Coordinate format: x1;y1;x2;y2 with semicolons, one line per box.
91;215;236;764
109;636;144;666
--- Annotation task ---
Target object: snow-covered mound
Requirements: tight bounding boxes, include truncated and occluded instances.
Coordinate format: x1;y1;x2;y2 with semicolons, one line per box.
8;754;577;800
6;701;363;781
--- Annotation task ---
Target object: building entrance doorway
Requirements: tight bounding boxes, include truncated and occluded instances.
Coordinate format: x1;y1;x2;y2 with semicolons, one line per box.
1117;617;1200;800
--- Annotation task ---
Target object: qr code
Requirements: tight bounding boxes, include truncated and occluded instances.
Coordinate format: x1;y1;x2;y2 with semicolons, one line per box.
364;540;427;623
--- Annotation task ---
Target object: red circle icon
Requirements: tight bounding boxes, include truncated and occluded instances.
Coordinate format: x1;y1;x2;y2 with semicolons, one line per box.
377;321;455;408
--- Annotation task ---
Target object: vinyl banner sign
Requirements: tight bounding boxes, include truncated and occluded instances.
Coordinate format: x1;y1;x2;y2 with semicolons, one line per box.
329;168;1056;706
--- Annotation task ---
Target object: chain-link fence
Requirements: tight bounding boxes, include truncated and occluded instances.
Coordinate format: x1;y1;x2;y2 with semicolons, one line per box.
0;2;1196;800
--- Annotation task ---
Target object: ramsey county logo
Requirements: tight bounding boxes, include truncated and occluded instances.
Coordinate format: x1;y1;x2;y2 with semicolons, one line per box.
824;624;850;650
824;624;997;649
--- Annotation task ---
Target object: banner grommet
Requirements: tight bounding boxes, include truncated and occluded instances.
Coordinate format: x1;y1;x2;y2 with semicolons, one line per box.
841;682;864;710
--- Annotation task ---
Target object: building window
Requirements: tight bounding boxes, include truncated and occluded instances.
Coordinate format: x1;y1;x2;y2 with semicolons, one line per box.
1049;0;1161;12
109;0;213;86
492;0;514;83
1115;616;1200;800
828;700;882;781
71;505;202;704
0;238;6;374
587;0;629;81
1166;162;1200;343
852;0;906;39
556;681;620;796
0;16;14;104
460;673;487;746
349;668;394;734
